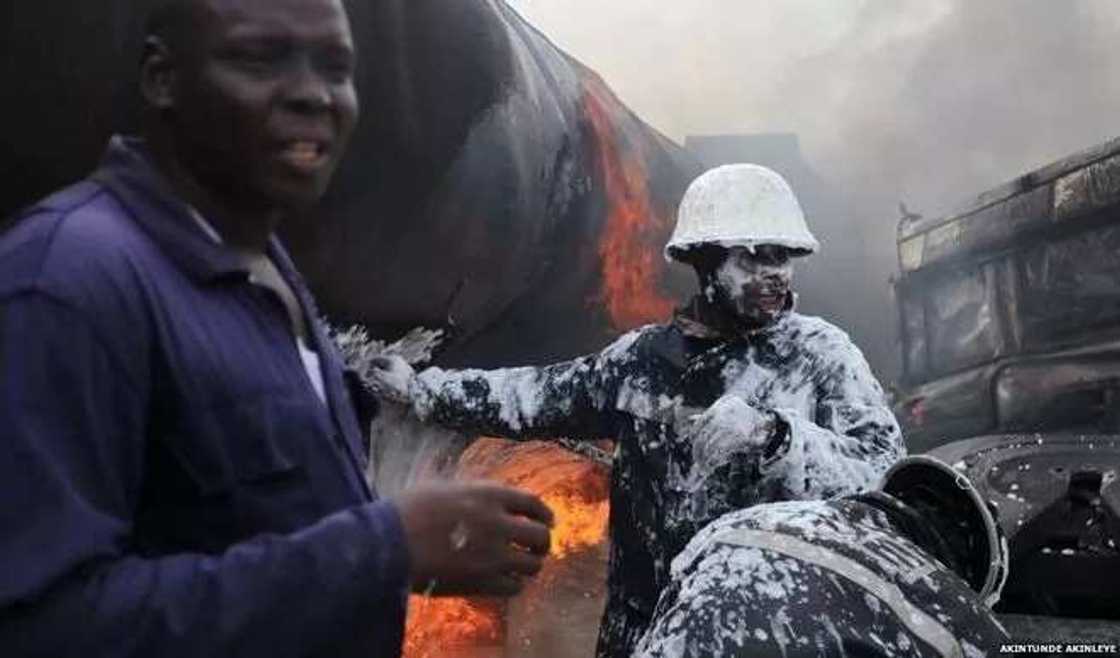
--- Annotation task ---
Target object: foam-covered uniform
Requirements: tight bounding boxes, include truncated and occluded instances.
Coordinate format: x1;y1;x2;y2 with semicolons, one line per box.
407;296;904;658
633;457;1010;658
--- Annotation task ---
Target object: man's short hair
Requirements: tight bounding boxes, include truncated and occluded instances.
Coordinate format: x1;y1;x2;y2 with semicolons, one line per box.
143;0;202;46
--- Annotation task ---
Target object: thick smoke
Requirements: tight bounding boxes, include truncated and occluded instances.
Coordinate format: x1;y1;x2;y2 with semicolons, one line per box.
507;0;1120;382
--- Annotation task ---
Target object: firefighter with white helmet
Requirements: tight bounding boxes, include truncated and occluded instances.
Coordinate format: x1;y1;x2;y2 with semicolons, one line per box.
666;163;819;332
368;164;903;658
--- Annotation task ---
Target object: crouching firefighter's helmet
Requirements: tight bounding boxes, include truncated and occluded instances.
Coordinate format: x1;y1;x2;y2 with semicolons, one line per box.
875;455;1010;607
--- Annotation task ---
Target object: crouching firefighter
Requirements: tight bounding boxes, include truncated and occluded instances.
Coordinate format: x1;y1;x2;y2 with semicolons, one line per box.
634;455;1011;658
368;164;905;658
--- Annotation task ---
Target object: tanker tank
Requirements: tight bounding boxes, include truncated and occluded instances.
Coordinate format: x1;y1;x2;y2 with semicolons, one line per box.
0;0;702;366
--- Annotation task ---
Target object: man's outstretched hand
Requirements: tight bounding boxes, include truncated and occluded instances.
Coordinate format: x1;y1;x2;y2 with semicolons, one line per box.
393;482;554;597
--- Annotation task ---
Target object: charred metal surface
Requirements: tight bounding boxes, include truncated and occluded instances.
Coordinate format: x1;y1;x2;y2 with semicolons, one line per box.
896;366;999;453
896;137;1120;309
930;435;1120;620
895;139;1120;446
898;136;1120;247
923;261;1006;374
897;339;1120;451
995;350;1120;433
898;185;1053;274
1018;224;1120;348
0;0;701;367
999;614;1120;646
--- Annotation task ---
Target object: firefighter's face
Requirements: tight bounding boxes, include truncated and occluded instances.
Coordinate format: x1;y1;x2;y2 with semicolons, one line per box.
711;245;793;326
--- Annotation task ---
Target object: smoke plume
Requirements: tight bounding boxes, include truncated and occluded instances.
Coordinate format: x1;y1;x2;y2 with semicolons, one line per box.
508;0;1120;380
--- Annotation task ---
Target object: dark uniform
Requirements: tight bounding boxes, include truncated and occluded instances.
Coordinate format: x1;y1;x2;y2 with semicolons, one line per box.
634;498;1008;658
635;452;1011;658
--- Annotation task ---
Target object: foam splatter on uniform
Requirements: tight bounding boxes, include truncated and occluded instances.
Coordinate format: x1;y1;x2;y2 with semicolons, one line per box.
408;298;903;658
634;500;1007;658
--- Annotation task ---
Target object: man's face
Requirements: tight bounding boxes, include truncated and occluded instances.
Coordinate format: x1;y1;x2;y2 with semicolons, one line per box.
169;0;359;211
711;245;793;327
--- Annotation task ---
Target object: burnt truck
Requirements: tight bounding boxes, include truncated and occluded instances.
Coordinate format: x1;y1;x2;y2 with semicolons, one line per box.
892;138;1120;640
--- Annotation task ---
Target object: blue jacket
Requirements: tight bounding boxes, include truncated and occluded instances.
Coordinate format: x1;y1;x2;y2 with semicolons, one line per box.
0;137;410;658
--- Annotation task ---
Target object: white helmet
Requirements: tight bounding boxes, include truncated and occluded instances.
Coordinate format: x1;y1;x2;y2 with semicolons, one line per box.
880;455;1009;607
665;164;820;262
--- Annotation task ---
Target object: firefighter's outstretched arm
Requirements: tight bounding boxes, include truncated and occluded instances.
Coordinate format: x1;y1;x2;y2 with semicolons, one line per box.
367;330;645;441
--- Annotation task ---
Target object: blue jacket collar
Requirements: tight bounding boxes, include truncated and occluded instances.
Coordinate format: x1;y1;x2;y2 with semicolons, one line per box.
92;136;263;283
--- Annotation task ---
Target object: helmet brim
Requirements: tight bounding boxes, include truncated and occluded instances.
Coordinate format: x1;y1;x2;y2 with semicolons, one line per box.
665;237;818;264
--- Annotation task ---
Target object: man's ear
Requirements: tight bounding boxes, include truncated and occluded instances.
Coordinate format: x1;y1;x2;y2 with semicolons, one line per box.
140;36;177;111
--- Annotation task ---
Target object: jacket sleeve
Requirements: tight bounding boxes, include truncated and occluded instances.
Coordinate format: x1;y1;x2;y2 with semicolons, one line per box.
409;330;646;441
762;331;905;500
0;292;410;658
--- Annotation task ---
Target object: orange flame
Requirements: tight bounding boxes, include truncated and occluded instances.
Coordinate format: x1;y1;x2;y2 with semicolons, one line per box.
540;491;610;559
583;82;676;330
455;439;610;559
403;596;502;658
403;439;610;658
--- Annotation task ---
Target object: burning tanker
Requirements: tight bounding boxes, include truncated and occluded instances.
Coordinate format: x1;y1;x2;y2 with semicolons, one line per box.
0;1;713;655
2;1;705;656
0;0;701;366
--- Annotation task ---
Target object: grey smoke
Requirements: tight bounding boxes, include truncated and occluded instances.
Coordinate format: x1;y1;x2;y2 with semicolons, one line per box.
509;0;1120;382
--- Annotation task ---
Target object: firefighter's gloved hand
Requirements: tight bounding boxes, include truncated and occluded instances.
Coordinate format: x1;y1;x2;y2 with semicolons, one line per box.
368;354;416;404
687;394;780;479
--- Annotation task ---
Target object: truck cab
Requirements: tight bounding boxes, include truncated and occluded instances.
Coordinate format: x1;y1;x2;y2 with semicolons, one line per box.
892;138;1120;639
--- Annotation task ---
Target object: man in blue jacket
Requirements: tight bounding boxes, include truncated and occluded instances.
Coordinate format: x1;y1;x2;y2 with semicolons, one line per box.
0;1;553;656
